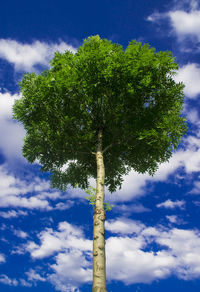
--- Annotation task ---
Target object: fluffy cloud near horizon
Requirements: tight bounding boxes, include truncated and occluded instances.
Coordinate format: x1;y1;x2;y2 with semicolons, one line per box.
0;39;76;72
26;221;92;292
21;219;200;291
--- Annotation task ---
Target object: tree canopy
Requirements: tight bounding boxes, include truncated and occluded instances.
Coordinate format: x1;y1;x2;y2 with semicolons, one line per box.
13;35;186;192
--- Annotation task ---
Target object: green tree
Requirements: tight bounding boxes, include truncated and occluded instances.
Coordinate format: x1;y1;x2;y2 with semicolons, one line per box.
13;35;186;292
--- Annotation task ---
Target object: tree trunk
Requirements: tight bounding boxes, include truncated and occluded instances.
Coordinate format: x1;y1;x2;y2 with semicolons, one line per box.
92;129;107;292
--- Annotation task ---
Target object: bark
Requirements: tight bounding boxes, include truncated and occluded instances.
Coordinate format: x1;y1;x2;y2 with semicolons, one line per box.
92;129;107;292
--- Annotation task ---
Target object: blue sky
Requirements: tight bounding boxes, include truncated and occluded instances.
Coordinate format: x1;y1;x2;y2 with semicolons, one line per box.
0;0;200;291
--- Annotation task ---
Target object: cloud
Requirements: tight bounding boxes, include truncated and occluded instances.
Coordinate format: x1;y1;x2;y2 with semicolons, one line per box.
50;251;91;292
174;63;200;98
21;219;200;291
26;221;92;292
105;218;145;235
157;199;185;209
166;215;185;225
185;107;200;125
0;254;5;263
105;140;200;202
0;210;28;218
0;39;76;72
0;269;46;289
147;1;200;50
106;219;200;284
0;275;18;286
0;164;65;210
0;276;17;288
0;92;25;162
27;221;92;259
13;229;28;239
189;180;200;194
169;10;200;40
113;203;151;215
25;269;45;283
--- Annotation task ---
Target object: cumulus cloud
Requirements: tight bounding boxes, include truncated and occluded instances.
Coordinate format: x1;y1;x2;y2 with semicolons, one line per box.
105;218;145;235
0;165;50;209
106;137;200;202
26;221;92;259
189;180;200;195
26;221;92;292
106;219;200;284
0;92;25;162
0;269;46;289
157;199;185;209
0;275;18;286
166;215;185;225
169;10;200;40
174;63;200;98
22;219;200;291
0;210;28;218
0;164;73;210
13;229;28;239
147;0;200;50
25;269;45;283
0;39;76;72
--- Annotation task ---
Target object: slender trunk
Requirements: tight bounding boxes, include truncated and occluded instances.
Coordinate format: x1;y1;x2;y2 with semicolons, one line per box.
92;129;107;292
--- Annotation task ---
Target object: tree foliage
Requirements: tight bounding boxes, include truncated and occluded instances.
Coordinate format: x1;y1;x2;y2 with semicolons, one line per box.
13;35;186;193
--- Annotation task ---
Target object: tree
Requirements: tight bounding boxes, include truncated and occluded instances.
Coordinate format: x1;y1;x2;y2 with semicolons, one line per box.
13;35;186;292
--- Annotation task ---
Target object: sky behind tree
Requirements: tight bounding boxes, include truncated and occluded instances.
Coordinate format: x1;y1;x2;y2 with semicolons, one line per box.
0;0;200;291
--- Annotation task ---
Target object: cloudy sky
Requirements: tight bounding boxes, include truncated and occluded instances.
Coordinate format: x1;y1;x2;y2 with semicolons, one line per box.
0;0;200;291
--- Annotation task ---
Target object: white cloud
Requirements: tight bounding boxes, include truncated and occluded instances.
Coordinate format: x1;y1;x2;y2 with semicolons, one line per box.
0;254;5;263
0;164;56;210
106;170;150;202
147;2;200;51
50;251;91;292
0;92;25;162
13;229;28;239
169;10;200;40
22;219;200;291
157;199;185;209
55;201;74;210
113;203;151;215
174;63;200;98
0;270;46;288
27;221;92;259
105;218;145;235
189;180;200;194
0;210;28;218
166;215;185;225
25;269;45;283
106;236;175;284
0;275;18;286
0;39;76;72
0;92;20;120
106;221;200;284
185;107;200;125
26;221;92;292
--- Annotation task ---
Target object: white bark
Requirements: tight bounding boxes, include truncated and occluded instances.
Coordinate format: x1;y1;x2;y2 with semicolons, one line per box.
92;129;107;292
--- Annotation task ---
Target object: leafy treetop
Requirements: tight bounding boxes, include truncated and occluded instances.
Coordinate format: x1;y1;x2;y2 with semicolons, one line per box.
13;35;186;192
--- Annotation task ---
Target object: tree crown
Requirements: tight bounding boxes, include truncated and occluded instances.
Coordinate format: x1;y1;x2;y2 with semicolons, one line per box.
13;35;187;192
